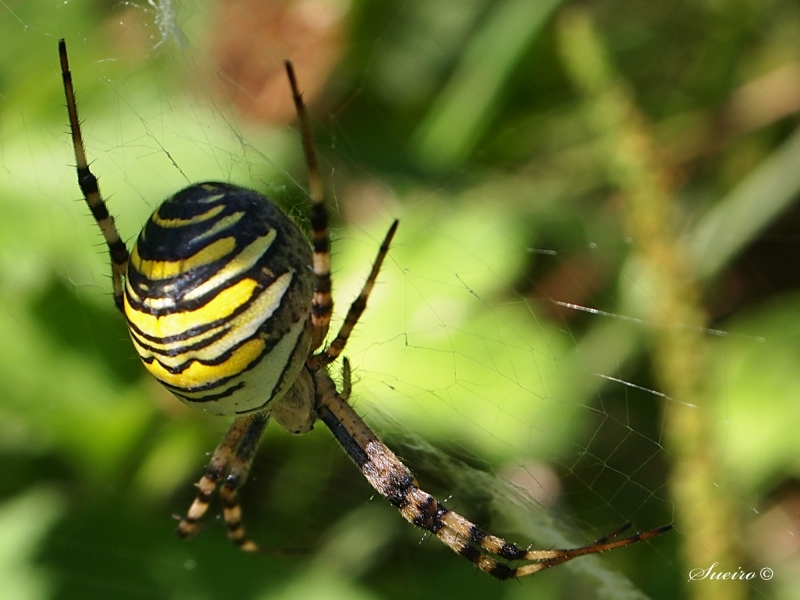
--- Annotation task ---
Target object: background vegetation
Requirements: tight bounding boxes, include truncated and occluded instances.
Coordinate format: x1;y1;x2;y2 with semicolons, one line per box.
2;0;800;598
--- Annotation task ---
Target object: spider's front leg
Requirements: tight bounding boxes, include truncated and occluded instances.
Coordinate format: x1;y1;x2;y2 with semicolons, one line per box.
219;413;270;550
177;412;269;552
314;372;672;580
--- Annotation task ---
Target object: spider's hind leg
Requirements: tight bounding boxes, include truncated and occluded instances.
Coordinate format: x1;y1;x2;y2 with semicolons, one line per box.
285;61;332;351
59;39;129;312
284;60;399;366
307;220;398;372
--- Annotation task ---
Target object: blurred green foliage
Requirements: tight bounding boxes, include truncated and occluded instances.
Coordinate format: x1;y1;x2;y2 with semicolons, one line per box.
2;0;800;599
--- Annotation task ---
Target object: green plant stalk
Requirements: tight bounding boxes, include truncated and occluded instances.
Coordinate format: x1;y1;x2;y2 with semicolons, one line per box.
691;125;800;281
558;9;744;600
412;0;563;172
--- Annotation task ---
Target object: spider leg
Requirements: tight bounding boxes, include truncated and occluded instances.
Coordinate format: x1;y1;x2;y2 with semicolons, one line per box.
307;220;398;371
176;414;261;539
219;413;270;551
510;523;673;576
285;61;332;350
592;522;633;544
341;357;352;401
59;40;129;312
314;372;672;580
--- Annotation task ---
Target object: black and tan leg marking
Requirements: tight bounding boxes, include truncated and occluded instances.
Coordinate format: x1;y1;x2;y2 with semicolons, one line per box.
177;413;268;550
219;413;270;552
341;357;352;401
315;372;672;580
177;416;256;539
59;39;129;312
286;59;398;367
285;61;332;350
307;220;399;372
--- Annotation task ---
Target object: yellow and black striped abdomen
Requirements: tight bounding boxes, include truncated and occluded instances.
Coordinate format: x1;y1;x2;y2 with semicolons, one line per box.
124;182;314;416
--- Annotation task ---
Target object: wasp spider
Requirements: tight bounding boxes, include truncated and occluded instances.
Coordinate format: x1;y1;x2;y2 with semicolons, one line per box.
59;39;671;580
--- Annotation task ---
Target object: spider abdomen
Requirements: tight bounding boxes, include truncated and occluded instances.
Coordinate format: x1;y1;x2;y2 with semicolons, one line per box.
124;182;314;416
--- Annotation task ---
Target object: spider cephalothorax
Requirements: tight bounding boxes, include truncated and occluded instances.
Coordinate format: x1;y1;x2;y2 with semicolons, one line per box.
60;38;670;579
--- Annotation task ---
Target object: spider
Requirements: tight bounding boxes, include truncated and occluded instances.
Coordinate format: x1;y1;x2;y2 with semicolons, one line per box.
59;39;671;580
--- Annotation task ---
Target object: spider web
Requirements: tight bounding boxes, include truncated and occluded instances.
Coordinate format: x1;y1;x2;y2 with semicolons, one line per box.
1;1;799;600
